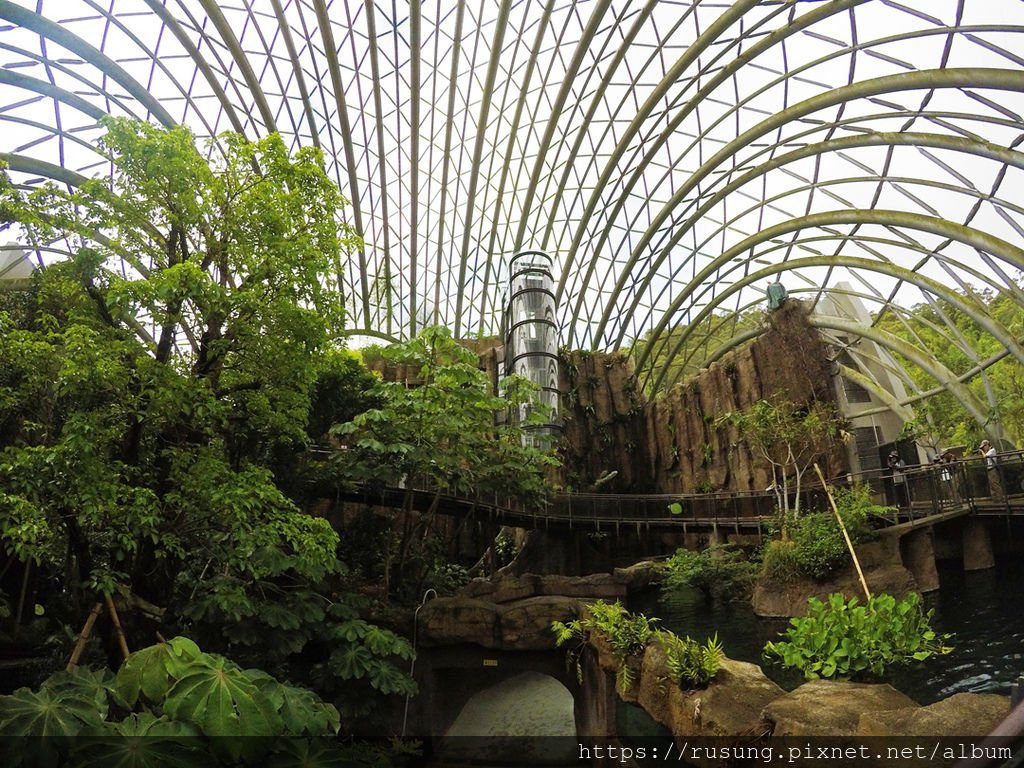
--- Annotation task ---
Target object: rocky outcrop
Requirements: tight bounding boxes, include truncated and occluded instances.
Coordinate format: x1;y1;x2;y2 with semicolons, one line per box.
763;680;918;736
635;643;783;737
417;595;584;651
857;692;1010;736
752;535;919;617
559;300;844;494
419;567;660;650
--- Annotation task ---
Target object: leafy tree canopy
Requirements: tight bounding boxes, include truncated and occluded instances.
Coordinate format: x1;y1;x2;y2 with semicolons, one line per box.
874;285;1024;449
0;116;360;616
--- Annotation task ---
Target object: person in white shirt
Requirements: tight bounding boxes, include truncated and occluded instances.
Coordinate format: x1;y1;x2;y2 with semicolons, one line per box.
979;440;1003;501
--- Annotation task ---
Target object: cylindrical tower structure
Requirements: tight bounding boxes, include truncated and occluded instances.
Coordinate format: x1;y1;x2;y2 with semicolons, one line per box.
504;250;561;449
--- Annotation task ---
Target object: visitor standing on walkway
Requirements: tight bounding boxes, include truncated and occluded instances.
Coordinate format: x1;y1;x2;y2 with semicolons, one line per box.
888;450;908;507
980;440;1004;501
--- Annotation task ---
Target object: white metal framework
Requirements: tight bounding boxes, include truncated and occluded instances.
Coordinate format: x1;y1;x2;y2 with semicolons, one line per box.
2;0;1024;428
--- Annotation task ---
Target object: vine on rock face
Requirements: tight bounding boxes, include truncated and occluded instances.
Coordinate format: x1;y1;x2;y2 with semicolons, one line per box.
763;592;952;680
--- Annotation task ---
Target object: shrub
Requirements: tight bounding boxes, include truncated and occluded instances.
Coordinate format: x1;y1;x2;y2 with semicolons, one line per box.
763;485;889;583
763;592;952;680
790;511;852;581
660;544;759;601
657;631;723;689
552;600;657;693
761;539;802;583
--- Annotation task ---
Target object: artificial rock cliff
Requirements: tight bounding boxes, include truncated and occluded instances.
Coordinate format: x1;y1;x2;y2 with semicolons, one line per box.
559;300;843;494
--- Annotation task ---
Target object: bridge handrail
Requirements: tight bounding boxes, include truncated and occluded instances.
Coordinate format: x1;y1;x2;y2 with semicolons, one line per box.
335;448;1024;527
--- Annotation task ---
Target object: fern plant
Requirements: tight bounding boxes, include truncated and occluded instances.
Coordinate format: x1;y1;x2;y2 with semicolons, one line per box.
552;600;658;693
656;630;723;689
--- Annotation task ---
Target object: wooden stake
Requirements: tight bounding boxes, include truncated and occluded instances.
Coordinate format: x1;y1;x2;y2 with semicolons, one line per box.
814;463;872;601
104;593;131;660
66;602;103;672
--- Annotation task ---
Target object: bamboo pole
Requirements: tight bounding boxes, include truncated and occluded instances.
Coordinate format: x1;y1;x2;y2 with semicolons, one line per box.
66;602;103;672
104;593;131;660
12;559;31;640
814;463;872;601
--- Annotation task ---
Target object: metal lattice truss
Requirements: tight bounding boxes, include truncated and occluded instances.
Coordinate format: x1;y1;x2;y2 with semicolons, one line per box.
2;0;1024;426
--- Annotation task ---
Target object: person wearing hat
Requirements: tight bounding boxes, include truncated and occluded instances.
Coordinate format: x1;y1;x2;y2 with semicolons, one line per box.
887;450;908;507
979;440;1004;501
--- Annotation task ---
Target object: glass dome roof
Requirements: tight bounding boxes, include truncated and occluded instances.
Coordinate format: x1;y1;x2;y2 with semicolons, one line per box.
2;0;1024;414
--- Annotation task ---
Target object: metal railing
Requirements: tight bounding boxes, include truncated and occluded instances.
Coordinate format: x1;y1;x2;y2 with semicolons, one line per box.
337;450;1024;531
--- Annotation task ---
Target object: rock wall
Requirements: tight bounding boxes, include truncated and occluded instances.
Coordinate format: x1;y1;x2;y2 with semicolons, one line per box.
559;301;844;494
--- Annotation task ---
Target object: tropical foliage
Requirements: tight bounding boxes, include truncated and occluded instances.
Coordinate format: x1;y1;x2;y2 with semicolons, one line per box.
656;631;723;689
330;326;559;599
719;398;846;527
875;286;1024;449
659;544;759;601
0;636;415;766
553;600;658;693
0;119;422;735
760;484;885;583
764;592;951;680
552;600;725;693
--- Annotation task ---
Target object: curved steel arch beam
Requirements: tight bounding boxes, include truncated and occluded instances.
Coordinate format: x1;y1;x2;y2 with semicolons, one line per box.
653;256;1022;395
555;0;763;306
0;0;177;128
585;20;1020;299
576;0;867;313
605;130;1024;348
511;0;614;252
637;211;1024;391
0;152;89;188
269;0;321;148
361;0;396;337
0;69;109;123
75;1;220;140
195;0;277;133
406;0;421;334
836;363;916;422
424;0;469;335
597;119;1024;346
849;347;1014;419
626;175;1024;348
141;0;249;137
452;0;514;337
454;1;536;333
312;0;368;324
576;67;1024;334
807;315;992;433
659;280;947;382
476;0;583;336
334;327;400;344
568;101;1024;325
537;0;657;254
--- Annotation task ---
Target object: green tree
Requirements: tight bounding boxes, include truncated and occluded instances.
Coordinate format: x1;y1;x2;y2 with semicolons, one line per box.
719;398;845;531
330;326;559;598
875;285;1024;448
0;118;389;654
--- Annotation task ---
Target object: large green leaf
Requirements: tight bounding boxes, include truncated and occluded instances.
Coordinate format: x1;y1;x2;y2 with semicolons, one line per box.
163;656;282;738
0;685;103;736
71;713;204;768
40;666;118;714
115;636;202;707
265;739;351;768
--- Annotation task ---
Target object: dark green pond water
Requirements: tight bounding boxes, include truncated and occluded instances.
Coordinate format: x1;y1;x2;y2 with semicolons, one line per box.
634;555;1024;705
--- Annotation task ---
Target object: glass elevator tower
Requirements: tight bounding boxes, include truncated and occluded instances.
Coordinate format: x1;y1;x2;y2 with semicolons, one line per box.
504;251;561;449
